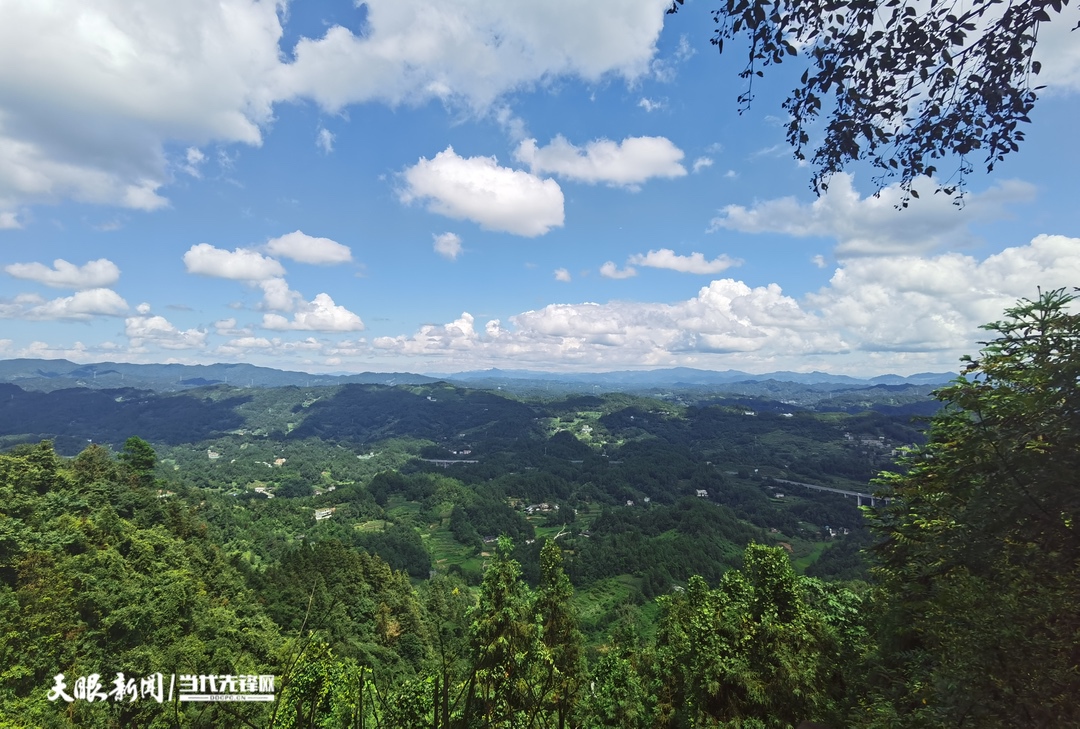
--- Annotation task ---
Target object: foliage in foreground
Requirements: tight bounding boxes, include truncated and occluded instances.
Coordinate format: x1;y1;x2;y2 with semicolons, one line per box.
863;288;1080;727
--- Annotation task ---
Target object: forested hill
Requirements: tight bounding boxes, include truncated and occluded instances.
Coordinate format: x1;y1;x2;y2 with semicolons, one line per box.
0;381;545;451
0;376;932;454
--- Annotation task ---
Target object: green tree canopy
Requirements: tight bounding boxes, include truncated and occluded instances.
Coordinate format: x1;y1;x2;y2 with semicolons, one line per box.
654;543;858;728
867;288;1080;726
118;436;157;488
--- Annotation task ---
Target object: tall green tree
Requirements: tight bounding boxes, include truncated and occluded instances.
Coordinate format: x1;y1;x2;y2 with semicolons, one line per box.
465;537;539;727
274;639;365;729
580;607;655;729
866;288;1080;727
654;543;847;728
534;539;584;729
463;537;584;728
118;436;157;488
70;443;119;487
421;575;473;728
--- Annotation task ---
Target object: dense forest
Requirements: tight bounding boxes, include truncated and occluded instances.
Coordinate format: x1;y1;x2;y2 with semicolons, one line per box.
0;290;1076;727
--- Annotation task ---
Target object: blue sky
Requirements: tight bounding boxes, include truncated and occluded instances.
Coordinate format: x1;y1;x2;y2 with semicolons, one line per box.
1;0;1079;376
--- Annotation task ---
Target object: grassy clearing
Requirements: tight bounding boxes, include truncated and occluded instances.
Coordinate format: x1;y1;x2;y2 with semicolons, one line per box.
424;529;473;567
793;540;830;573
533;524;568;541
355;519;392;532
385;498;421;524
420;504;485;574
574;575;640;635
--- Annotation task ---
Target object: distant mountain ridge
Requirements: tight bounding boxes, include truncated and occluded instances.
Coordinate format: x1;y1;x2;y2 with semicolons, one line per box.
0;358;437;392
0;358;959;393
442;366;956;388
0;358;957;394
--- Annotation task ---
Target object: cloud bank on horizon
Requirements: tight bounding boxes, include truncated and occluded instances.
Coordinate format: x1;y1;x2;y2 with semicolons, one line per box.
1;0;1078;376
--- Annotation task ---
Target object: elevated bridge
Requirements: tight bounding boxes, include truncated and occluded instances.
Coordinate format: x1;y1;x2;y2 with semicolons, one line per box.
772;478;892;507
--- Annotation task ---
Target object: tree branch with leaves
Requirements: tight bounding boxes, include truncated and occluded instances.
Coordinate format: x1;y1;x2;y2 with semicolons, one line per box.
670;0;1073;204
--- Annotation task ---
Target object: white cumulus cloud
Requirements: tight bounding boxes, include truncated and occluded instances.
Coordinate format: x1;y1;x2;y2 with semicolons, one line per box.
12;340;116;362
265;230;352;265
277;0;671;111
599;261;637;279
433;232;463;260
0;0;672;218
400;147;564;237
316;128;334;154
374;279;839;368
710;173;1037;257
215;335;325;358
0;288;129;320
514;135;686;188
365;235;1080;373
374;313;480;355
627;249;741;274
181;147;206;177
225;336;273;349
259;278;304;312
4;258;120;289
213;317;251;336
183;243;285;280
806;233;1080;353
125;314;207;349
262;292;364;332
0;0;282;216
554;267;572;282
